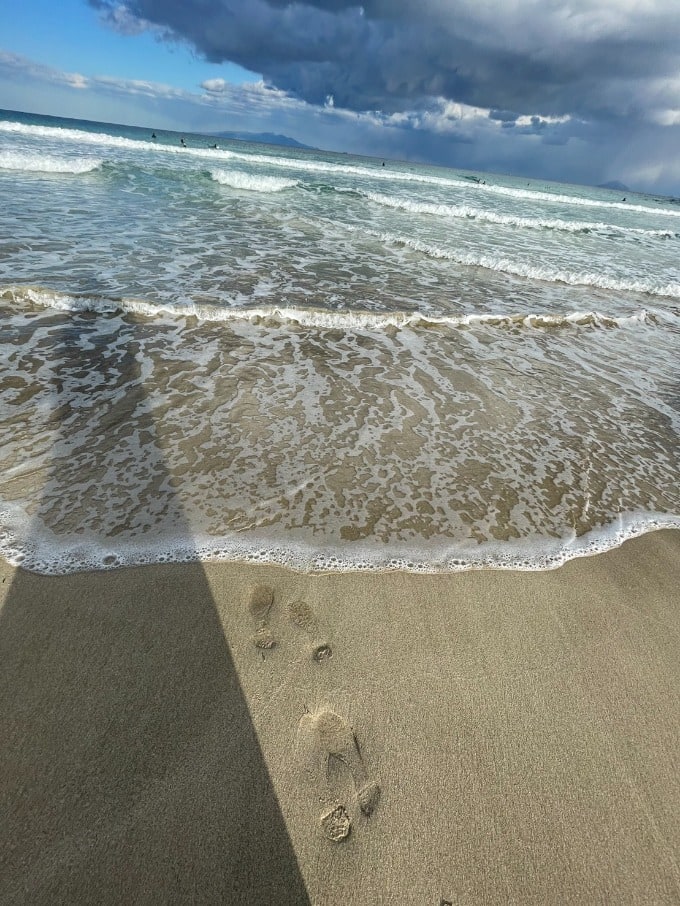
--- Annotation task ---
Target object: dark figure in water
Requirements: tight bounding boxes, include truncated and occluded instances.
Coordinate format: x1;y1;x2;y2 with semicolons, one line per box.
180;137;186;147
151;132;157;139
622;197;626;201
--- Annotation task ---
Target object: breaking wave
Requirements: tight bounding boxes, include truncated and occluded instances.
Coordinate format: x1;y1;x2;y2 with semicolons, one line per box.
209;168;298;192
0;284;659;332
0;150;103;174
358;228;680;298
362;191;679;238
3;119;680;219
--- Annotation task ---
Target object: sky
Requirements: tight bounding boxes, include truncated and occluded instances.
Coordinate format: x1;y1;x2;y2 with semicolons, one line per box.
1;0;680;194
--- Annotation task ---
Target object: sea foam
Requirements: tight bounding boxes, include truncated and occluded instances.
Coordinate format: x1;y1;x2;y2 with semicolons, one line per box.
356;228;680;299
1;502;679;577
2;113;679;579
363;191;679;238
3;118;680;219
1;285;660;332
209;168;298;192
0;150;103;174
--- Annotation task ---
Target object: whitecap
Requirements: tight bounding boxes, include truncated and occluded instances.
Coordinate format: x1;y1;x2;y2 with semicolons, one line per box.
0;150;103;174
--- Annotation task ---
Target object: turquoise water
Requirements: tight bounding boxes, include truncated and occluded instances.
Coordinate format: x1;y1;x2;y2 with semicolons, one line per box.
1;109;679;574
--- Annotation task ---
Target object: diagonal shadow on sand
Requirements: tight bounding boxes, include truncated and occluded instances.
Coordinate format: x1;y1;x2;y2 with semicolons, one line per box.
0;308;311;905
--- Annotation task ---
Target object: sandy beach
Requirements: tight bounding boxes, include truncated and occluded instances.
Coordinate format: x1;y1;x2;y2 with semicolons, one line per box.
1;529;679;904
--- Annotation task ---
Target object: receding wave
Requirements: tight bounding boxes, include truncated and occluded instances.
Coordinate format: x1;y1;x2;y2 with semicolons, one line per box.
362;191;679;238
0;150;103;174
2;286;678;577
356;228;680;298
209;168;297;192
1;285;658;332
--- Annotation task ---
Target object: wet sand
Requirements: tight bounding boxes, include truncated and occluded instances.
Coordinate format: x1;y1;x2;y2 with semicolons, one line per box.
1;529;679;905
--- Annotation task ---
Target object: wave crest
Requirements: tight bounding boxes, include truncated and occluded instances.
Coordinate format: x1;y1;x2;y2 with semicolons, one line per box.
3;119;680;219
363;191;678;238
1;285;657;332
0;150;103;174
209;168;297;192
356;228;680;298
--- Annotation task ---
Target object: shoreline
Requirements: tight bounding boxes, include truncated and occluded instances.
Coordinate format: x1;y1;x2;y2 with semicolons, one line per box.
3;512;680;577
1;528;679;904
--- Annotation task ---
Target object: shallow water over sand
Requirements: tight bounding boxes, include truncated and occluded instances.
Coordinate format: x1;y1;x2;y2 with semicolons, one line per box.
1;111;679;573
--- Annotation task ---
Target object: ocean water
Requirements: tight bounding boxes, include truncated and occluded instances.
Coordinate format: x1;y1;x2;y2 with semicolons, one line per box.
1;108;679;575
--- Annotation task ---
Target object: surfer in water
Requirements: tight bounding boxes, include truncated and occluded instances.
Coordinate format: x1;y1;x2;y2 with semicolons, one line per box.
180;137;186;147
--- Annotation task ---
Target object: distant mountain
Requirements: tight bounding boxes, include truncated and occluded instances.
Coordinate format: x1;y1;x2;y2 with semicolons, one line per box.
209;130;314;150
597;180;630;192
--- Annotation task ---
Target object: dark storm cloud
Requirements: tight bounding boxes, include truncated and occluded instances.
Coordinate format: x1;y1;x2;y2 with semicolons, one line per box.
89;0;680;126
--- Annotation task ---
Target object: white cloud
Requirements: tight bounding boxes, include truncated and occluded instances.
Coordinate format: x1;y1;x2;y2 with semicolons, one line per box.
93;74;188;101
95;2;156;37
651;109;680;126
515;113;571;127
201;78;227;93
0;51;90;92
61;73;89;90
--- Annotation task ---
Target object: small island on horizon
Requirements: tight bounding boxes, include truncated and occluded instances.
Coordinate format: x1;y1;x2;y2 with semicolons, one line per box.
207;129;315;150
597;180;630;192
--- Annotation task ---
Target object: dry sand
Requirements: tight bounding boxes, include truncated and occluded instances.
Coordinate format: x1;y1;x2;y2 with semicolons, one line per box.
1;529;680;905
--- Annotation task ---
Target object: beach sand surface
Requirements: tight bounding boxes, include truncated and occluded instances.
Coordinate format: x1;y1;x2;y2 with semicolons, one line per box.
1;529;679;905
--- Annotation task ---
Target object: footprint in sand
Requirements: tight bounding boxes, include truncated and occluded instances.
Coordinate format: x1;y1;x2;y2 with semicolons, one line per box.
287;599;332;662
319;804;352;843
300;708;381;842
248;584;276;650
